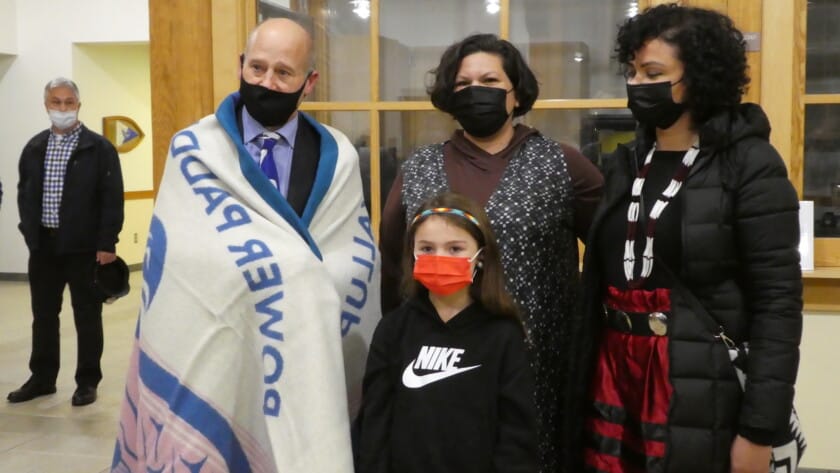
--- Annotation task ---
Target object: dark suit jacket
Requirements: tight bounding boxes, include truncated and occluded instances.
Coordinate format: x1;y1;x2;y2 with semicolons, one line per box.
286;114;321;216
237;107;321;217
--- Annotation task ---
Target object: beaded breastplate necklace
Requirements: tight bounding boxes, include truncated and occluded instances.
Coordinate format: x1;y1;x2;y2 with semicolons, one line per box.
624;142;700;288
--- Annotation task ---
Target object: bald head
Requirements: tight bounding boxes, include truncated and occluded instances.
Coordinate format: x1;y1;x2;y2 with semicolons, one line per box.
245;17;315;71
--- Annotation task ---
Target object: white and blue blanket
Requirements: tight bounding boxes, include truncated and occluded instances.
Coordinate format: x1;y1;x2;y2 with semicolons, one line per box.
111;94;380;473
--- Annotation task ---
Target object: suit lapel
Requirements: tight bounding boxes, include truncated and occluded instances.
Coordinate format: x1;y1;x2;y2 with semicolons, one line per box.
287;117;320;217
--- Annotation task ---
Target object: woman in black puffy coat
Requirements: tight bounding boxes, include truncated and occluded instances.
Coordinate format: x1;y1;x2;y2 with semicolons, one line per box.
564;4;803;473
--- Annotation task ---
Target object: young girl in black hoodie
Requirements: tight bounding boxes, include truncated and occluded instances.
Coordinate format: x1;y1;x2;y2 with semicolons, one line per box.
356;192;537;473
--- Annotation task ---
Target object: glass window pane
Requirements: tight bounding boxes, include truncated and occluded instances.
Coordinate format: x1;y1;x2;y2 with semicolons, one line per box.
379;111;458;209
804;105;840;237
806;0;840;94
510;0;636;99
259;0;371;101
380;0;498;101
521;109;635;170
314;111;372;210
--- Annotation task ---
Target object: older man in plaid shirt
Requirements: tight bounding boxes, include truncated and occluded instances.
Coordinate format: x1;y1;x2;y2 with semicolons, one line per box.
9;77;124;407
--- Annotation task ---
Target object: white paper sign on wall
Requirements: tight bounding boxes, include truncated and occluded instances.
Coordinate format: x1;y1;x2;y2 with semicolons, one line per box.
799;201;814;271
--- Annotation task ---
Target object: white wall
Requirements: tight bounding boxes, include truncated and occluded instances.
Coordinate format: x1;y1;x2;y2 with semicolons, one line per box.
796;311;840;469
0;0;17;54
73;43;154;265
0;0;148;273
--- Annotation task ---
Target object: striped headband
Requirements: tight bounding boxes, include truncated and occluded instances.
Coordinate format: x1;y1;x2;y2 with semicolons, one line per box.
411;207;480;228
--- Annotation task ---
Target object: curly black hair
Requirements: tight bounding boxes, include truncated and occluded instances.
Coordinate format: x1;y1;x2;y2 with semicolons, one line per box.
427;33;539;117
616;3;750;124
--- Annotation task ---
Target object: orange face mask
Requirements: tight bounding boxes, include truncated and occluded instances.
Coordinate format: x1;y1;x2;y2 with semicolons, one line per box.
413;250;482;296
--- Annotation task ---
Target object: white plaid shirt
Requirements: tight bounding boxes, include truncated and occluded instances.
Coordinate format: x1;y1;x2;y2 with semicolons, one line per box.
41;124;82;228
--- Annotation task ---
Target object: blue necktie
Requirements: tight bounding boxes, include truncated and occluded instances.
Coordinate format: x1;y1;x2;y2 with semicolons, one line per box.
259;132;280;190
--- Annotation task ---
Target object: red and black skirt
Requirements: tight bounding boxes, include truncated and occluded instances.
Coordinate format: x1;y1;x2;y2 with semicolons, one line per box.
584;287;673;473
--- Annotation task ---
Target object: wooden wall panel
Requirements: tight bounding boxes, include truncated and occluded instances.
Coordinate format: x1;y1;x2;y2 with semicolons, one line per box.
149;0;215;194
369;0;381;231
727;0;762;105
815;238;840;267
500;0;510;39
310;0;329;103
791;0;808;195
648;0;684;6
804;277;840;311
685;0;726;12
761;0;796;169
211;0;253;106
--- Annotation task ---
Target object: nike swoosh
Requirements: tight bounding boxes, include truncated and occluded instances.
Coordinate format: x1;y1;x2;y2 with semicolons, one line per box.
402;361;481;389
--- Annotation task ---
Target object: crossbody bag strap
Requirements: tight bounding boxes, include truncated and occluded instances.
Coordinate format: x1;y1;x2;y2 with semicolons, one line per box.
653;259;739;351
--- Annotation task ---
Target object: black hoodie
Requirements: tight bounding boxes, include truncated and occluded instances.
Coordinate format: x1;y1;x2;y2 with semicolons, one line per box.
356;296;537;473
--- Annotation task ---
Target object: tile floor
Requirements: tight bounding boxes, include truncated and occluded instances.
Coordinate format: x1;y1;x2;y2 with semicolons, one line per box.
2;272;838;473
0;271;142;473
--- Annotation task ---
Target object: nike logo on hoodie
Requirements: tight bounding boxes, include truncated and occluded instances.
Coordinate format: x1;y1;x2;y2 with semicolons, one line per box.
402;345;481;389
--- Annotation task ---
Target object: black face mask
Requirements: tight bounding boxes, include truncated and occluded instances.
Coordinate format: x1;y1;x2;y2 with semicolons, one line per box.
239;75;308;128
450;86;512;138
626;80;686;129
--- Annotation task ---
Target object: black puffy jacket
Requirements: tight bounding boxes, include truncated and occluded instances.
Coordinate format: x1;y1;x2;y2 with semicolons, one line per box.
565;104;803;473
17;125;124;254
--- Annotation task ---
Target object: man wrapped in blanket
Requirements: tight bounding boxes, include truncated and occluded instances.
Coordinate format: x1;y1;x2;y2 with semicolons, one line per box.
112;13;380;473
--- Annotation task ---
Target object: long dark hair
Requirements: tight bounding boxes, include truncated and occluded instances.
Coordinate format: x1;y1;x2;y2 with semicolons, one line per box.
401;192;521;323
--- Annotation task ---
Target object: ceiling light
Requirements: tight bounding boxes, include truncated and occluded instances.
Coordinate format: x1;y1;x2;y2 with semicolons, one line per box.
350;0;370;19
